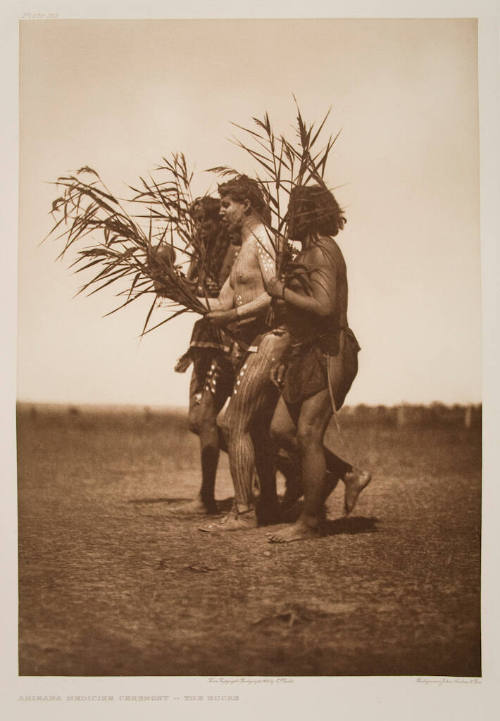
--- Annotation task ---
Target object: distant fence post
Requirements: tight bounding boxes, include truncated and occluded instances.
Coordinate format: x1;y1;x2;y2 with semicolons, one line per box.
397;404;406;428
464;405;472;429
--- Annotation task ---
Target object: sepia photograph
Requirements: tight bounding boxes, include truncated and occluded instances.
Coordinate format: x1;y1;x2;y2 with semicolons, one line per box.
13;10;488;689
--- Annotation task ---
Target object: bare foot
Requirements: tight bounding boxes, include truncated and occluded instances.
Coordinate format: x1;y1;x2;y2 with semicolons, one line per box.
167;498;217;516
343;469;372;516
267;521;319;544
198;508;257;533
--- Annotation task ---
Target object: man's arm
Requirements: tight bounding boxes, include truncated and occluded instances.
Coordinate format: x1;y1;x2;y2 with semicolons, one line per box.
266;246;337;318
197;275;234;311
233;292;271;320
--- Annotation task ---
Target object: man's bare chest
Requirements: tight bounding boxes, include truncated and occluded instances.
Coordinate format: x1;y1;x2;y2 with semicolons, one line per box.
229;243;260;288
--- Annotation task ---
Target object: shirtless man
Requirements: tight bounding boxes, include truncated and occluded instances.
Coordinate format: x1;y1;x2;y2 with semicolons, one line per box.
155;196;237;514
197;175;291;532
265;185;371;543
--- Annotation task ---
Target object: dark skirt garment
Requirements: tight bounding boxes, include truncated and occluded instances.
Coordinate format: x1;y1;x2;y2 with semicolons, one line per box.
282;327;361;409
189;318;232;355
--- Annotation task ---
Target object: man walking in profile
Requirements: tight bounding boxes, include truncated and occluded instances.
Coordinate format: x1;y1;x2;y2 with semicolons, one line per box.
154;196;237;515
197;175;291;531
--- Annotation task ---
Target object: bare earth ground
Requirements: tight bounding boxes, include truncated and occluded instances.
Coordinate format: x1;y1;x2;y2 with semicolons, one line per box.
17;406;481;676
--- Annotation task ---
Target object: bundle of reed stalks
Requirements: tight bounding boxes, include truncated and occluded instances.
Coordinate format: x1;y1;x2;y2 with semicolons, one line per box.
209;102;341;280
47;159;209;336
47;105;340;335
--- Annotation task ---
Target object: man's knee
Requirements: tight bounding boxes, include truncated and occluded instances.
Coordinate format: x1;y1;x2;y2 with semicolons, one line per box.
296;421;321;451
189;394;216;435
188;404;201;434
189;419;202;436
224;391;256;436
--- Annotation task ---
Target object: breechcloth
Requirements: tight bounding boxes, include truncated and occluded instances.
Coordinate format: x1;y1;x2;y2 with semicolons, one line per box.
189;317;232;355
187;319;234;405
189;318;272;407
282;327;361;409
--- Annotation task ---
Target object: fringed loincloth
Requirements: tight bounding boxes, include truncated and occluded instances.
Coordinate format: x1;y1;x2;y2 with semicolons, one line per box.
282;327;361;408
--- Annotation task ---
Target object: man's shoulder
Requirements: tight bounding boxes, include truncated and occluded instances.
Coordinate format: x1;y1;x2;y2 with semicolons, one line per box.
249;224;275;258
318;235;344;259
250;223;272;242
308;236;346;272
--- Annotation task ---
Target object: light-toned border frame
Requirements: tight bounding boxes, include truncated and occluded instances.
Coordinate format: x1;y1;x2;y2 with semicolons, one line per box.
2;2;498;719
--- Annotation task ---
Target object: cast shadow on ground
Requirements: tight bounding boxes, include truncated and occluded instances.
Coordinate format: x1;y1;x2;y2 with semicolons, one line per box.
127;497;235;513
126;498;378;535
127;497;186;505
279;502;379;536
321;516;379;536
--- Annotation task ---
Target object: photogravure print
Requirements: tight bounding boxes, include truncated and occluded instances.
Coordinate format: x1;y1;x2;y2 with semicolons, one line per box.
16;16;482;684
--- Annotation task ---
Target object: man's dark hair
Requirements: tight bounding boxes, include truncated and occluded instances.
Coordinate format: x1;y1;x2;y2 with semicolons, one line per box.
289;184;346;237
189;195;220;221
186;195;231;291
218;174;270;225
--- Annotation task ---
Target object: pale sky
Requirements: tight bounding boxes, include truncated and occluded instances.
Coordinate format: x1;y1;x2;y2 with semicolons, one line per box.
18;18;481;406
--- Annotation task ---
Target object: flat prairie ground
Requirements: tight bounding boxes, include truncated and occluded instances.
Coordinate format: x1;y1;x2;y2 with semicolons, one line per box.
17;405;481;676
